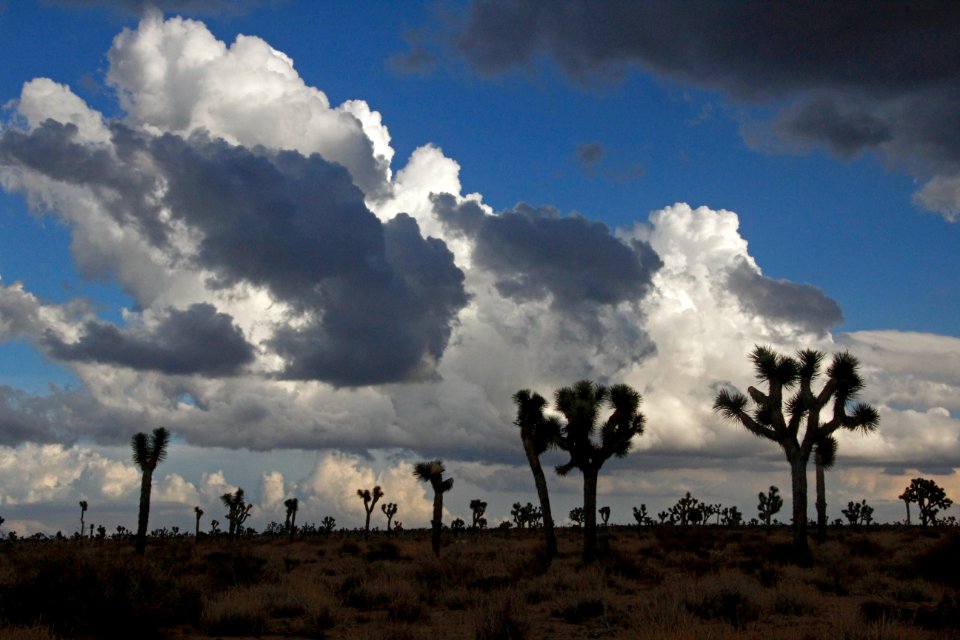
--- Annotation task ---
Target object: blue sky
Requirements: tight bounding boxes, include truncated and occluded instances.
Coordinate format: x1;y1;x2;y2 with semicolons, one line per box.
0;1;957;534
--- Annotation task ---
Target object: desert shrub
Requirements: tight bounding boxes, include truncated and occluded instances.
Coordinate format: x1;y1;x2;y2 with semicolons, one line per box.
685;586;760;629
772;589;822;616
340;540;362;556
365;540;405;562
845;534;885;558
0;623;59;640
474;595;528;640
200;549;269;589
915;532;960;586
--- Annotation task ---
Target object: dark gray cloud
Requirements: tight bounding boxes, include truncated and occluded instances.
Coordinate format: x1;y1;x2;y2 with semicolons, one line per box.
432;193;661;312
43;303;255;376
0;123;468;386
726;260;843;334
575;141;604;170
430;1;960;218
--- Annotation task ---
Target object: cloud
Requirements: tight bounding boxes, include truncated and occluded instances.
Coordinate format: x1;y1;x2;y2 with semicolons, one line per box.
432;1;960;221
44;303;255;376
575;141;604;171
53;1;268;18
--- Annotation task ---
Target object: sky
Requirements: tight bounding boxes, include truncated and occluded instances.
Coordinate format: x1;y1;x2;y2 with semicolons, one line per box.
0;0;957;536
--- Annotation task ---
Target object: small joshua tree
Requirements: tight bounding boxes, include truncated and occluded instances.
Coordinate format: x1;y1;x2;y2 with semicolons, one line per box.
221;488;253;539
78;500;88;542
284;498;299;541
599;506;611;527
721;506;743;527
669;492;704;526
470;499;488;531
842;499;874;527
632;504;653;527
413;460;453;557
321;516;337;534
451;517;466;532
900;478;953;527
381;502;398;533
357;486;383;539
758;486;783;527
569;507;585;527
194;506;203;540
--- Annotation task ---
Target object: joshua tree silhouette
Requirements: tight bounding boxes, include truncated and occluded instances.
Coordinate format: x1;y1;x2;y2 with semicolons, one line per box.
381;502;398;532
469;499;488;531
78;500;88;542
900;478;953;526
553;380;645;563
512;389;560;561
131;427;170;554
194;506;203;540
357;486;383;539
814;434;838;543
758;486;783;527
714;347;878;555
284;498;298;541
599;506;611;527
413;460;453;557
221;488;252;539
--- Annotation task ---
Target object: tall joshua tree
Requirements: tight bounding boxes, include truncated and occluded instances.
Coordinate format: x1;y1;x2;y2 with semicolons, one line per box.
284;498;299;541
132;427;170;554
357;486;383;539
714;347;879;555
469;499;488;531
221;488;253;539
553;380;645;563
413;460;453;558
78;500;88;542
512;389;560;561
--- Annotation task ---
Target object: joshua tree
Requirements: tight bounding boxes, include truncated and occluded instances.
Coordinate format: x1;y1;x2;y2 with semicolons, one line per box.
381;502;398;532
357;486;383;539
194;506;203;540
758;485;783;527
669;492;704;526
553;380;646;562
284;498;299;541
511;502;539;529
221;488;253;539
78;500;88;541
842;499;874;527
632;504;652;527
714;347;879;555
320;515;336;533
814;434;838;543
451;518;466;532
900;478;953;527
599;506;611;526
469;499;488;531
721;506;743;527
512;389;560;560
413;460;454;557
131;427;170;554
569;506;585;527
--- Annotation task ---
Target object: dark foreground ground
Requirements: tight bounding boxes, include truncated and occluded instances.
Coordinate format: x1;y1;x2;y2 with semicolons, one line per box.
0;525;958;639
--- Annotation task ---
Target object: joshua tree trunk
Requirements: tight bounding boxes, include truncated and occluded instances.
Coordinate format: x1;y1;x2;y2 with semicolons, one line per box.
583;467;599;563
522;436;557;560
789;453;809;556
904;499;911;526
431;490;443;558
815;454;827;544
288;509;296;542
136;469;153;554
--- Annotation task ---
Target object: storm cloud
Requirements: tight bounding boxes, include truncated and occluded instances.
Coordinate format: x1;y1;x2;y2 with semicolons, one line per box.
428;1;960;220
433;193;661;312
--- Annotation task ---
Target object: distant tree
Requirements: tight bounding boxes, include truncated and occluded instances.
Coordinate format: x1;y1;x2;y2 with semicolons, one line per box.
512;389;560;560
451;517;466;532
841;499;874;527
320;516;336;533
357;486;383;539
132;427;170;554
569;507;585;527
209;519;220;536
78;500;88;542
381;502;398;533
714;347;879;554
599;506;611;527
510;502;541;529
632;504;653;527
413;460;454;557
194;506;203;540
669;492;704;526
553;380;646;562
900;478;953;527
221;488;253;539
721;506;743;527
470;499;488;531
284;498;299;541
758;486;783;527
